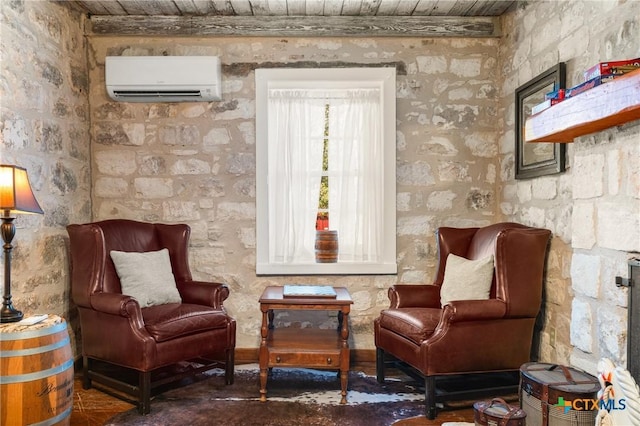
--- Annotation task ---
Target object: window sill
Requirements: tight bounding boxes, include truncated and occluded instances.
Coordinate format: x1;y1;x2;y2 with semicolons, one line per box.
256;262;398;276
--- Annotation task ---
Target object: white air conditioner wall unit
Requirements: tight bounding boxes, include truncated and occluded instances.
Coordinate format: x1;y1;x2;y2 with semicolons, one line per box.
105;56;222;102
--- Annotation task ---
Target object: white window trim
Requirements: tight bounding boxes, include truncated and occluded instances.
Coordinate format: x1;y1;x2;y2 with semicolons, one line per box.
255;67;397;275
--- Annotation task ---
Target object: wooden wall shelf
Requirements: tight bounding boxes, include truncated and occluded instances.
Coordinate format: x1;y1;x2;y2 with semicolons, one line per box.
525;68;640;143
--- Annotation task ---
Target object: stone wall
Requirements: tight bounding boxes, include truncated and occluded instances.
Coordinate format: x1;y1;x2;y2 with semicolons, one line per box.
87;36;501;349
0;0;91;349
5;0;638;365
498;0;640;374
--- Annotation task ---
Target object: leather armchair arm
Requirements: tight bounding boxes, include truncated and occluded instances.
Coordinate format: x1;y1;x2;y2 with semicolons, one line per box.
442;299;507;322
90;292;139;316
89;292;148;333
388;284;441;309
177;281;230;309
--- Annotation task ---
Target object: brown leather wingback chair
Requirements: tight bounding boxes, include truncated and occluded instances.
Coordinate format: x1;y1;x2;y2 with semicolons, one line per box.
374;222;551;419
67;219;236;414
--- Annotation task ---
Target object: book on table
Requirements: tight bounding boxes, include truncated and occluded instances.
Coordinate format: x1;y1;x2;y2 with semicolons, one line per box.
283;285;337;298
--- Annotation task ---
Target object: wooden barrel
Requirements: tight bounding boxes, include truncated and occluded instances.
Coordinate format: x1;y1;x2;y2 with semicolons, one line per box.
315;230;338;263
1;315;74;426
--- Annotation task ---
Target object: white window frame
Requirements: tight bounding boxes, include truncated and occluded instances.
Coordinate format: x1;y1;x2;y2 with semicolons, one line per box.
255;67;397;275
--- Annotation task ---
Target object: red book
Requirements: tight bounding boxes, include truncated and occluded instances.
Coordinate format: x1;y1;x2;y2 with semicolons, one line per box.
584;58;640;81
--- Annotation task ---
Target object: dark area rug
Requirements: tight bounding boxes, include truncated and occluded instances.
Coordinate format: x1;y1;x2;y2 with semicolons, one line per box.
105;364;426;426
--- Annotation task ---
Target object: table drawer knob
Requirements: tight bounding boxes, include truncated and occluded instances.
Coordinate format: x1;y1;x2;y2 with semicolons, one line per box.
327;357;332;365
276;356;281;363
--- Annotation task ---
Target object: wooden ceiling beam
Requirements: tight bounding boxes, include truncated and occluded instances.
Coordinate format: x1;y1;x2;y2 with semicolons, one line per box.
88;14;500;37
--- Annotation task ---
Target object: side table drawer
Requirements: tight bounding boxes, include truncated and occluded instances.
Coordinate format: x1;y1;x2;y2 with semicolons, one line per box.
269;351;341;368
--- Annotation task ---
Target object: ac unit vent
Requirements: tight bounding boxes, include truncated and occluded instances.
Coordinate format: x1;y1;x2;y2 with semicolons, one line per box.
105;56;221;103
112;90;203;98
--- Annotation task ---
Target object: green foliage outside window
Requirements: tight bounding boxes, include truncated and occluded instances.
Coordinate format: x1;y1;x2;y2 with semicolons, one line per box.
318;104;330;215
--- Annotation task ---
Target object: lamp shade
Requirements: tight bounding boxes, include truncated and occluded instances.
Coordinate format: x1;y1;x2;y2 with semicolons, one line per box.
0;165;44;215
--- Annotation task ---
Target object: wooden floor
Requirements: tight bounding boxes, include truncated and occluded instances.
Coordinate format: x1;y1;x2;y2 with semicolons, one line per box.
69;362;477;425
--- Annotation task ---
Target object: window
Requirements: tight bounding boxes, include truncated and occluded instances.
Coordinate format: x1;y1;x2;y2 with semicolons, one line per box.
255;68;396;275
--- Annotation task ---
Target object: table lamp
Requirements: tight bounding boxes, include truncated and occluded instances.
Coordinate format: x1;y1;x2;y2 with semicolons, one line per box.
1;165;44;323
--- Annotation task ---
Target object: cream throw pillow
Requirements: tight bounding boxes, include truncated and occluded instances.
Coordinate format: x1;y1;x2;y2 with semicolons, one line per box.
110;248;182;308
440;253;495;307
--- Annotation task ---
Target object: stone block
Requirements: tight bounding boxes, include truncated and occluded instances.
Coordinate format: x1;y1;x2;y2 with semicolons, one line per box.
171;159;211;175
570;252;600;298
134;178;173;199
397;161;435;186
571;202;596;249
448;87;473;101
532;177;557;200
597;202;640;252
203;127;231;146
95;177;128;198
516;181;532;203
227;153;255;175
570;297;593;353
160;124;200;146
607;149;621;196
464;132;498;157
217;202;256;221
418;136;458;156
573;154;604;199
466;188;493;211
426;191;456;211
397;216;432;236
399;270;428;284
596;307;627;362
432;104;479;130
450;57;482;78
181;104;207;118
95;150;137;175
162;201;200;221
437;161;471;182
238;227;255;249
545;276;567;306
570;350;598;378
238;122;255;145
415;55;447;74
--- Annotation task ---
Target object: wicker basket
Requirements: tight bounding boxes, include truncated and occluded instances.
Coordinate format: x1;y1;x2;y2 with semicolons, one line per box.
520;362;600;426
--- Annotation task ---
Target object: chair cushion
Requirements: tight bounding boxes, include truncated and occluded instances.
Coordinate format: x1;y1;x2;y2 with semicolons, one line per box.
143;303;231;343
440;253;494;307
377;307;442;345
110;248;182;308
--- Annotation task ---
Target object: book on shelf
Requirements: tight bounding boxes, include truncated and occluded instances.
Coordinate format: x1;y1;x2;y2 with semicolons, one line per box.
545;88;565;101
583;58;640;81
531;98;561;115
565;74;618;99
283;284;337;298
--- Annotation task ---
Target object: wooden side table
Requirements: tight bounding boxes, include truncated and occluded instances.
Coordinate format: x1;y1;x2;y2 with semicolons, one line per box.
258;286;353;404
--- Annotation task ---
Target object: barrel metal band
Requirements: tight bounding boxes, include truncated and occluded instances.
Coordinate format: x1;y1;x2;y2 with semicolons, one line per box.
0;359;73;384
29;406;72;426
0;321;67;341
0;336;70;358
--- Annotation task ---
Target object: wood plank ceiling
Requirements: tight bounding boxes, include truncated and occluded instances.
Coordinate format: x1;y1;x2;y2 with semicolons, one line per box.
74;1;515;16
71;0;517;37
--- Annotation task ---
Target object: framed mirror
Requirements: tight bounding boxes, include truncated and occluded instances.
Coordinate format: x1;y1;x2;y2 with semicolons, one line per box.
515;63;566;179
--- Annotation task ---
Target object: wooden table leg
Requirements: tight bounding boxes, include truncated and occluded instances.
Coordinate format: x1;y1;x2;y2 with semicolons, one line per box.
339;369;348;404
259;308;269;402
339;309;350;404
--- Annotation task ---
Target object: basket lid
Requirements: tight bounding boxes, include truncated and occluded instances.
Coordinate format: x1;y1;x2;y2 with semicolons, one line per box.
520;362;600;393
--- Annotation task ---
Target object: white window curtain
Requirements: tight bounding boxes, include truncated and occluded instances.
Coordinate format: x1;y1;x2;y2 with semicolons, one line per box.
267;88;382;263
268;90;325;263
328;89;382;262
